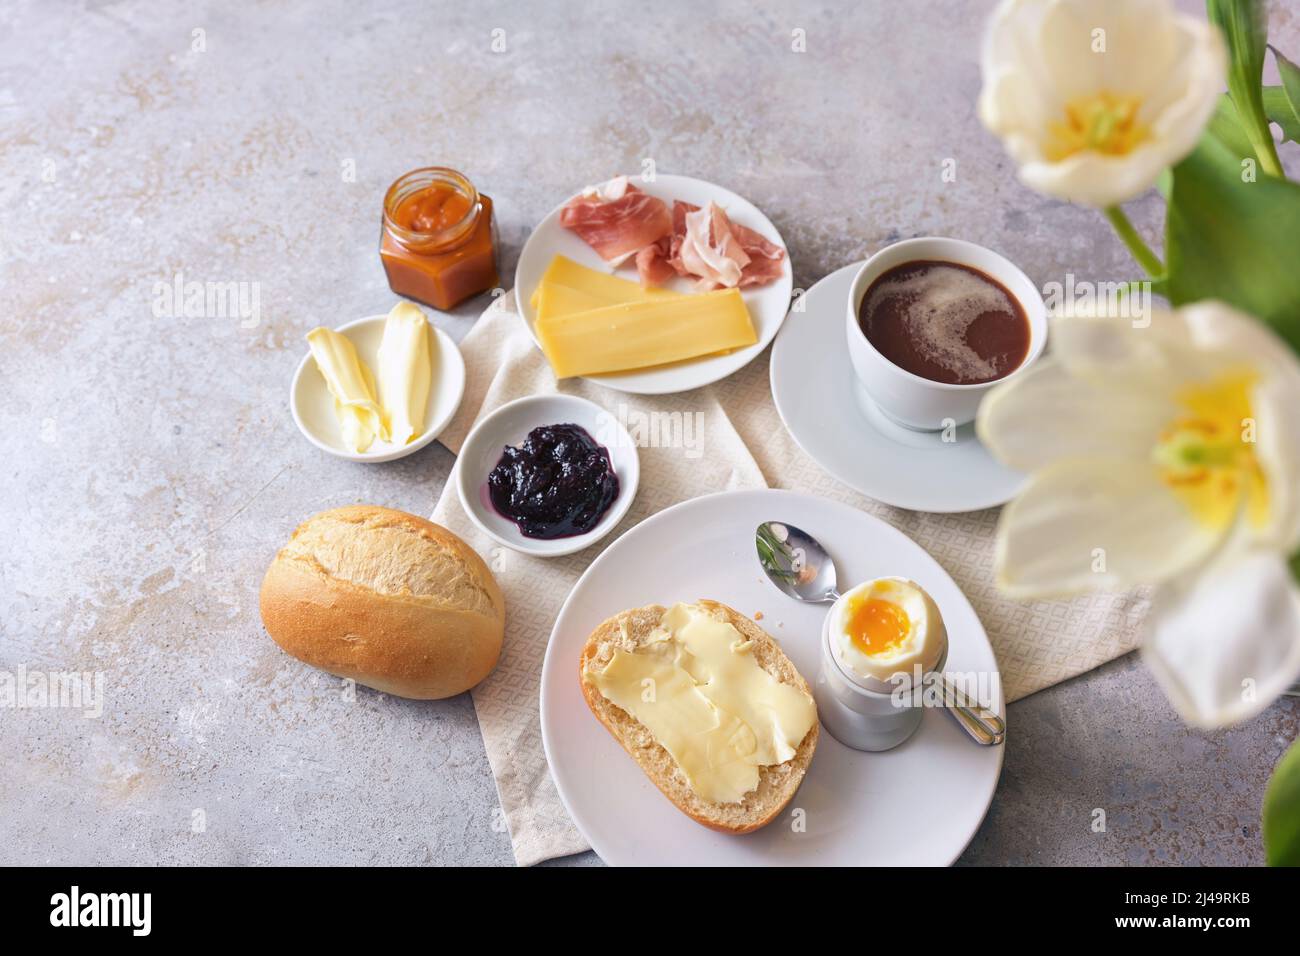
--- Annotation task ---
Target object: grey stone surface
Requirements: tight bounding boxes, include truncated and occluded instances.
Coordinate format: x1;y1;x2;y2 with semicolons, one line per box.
2;0;1296;866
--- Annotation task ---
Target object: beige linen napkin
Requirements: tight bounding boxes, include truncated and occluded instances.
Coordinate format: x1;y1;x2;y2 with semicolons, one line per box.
432;293;1150;866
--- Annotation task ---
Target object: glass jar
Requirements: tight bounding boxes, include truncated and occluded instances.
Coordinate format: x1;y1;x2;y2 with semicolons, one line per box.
379;166;498;311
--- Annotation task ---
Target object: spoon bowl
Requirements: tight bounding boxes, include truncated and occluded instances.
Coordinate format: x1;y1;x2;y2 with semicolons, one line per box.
755;521;840;604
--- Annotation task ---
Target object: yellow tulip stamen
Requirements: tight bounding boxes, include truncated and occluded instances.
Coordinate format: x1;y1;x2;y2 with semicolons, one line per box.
1045;92;1150;161
1153;372;1268;531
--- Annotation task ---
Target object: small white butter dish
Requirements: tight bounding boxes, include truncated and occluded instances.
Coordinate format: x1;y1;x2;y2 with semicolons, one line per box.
290;313;465;462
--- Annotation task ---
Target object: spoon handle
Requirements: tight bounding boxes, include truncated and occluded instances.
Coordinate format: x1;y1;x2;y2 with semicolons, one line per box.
939;674;1006;746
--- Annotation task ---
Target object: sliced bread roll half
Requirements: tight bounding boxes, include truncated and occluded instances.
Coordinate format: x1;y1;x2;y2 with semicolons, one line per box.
579;599;818;834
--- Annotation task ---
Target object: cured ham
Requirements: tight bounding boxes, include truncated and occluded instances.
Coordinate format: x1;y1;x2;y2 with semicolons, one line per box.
728;218;787;287
634;239;677;286
635;200;786;290
559;176;785;290
559;177;672;264
677;202;751;288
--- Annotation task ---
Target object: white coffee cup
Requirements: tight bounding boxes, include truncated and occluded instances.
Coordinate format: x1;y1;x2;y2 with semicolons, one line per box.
845;237;1048;431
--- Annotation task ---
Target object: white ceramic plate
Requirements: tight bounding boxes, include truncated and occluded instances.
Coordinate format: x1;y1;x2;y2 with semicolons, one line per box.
540;489;1004;866
771;264;1027;512
291;313;465;463
514;173;792;395
455;394;640;558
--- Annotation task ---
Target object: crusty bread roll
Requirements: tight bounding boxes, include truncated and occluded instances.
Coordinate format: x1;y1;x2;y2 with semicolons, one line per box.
260;505;505;699
580;600;818;834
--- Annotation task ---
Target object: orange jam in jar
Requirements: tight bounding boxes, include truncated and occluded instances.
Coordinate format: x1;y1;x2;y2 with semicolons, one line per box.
379;166;498;311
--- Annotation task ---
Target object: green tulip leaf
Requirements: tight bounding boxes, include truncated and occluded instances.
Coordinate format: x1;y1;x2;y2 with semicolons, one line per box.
1208;0;1285;176
1263;87;1300;143
1209;94;1261;161
1263;738;1300;866
1271;45;1300;140
1164;133;1300;354
1215;88;1300;153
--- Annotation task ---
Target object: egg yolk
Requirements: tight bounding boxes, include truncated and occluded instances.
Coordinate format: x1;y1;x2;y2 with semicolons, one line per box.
847;597;911;657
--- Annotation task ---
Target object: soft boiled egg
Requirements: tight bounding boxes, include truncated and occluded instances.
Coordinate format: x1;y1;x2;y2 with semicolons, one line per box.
828;577;946;687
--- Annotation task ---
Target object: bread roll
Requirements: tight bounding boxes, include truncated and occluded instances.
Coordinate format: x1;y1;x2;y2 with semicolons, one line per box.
580;600;817;834
260;505;504;699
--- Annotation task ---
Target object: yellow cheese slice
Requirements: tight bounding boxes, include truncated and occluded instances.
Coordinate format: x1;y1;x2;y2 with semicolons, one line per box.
534;288;757;378
532;254;670;308
535;280;691;327
534;281;609;324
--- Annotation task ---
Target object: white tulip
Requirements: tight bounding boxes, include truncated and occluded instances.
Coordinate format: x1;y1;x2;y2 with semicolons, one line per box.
977;302;1300;726
978;0;1226;207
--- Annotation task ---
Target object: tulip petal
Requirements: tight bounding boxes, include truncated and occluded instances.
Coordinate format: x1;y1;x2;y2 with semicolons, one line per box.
1050;309;1242;390
1181;302;1300;552
995;458;1226;598
1094;0;1180;98
1251;380;1300;552
1036;0;1104;103
1019;143;1177;208
979;1;1057;138
1051;309;1189;372
1181;301;1300;381
1144;16;1228;142
977;357;1175;472
978;0;1225;207
1143;549;1300;727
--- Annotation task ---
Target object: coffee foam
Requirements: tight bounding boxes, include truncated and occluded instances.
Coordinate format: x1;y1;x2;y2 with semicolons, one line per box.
864;265;1013;381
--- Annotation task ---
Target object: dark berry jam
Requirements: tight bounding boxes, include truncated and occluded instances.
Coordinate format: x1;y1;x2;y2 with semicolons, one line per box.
486;423;620;539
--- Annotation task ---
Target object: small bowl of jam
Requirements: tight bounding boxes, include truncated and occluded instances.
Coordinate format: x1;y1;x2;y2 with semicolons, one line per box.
455;394;640;557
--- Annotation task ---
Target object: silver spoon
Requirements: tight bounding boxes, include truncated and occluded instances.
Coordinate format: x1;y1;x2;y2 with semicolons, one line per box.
756;520;1006;747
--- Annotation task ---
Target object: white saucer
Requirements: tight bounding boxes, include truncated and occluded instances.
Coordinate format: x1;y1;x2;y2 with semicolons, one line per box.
290;313;465;463
770;264;1026;512
454;394;640;558
540;489;1004;866
514;173;792;395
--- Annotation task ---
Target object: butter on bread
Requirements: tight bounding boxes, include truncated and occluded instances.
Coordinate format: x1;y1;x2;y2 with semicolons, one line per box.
579;600;818;834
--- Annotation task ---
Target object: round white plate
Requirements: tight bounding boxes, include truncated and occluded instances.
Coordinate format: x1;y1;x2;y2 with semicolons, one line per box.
455;394;640;558
291;313;465;463
771;264;1026;512
514;173;792;395
541;489;1004;866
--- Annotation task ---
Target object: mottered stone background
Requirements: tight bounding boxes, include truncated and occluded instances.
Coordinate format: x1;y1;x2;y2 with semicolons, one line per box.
2;0;1297;865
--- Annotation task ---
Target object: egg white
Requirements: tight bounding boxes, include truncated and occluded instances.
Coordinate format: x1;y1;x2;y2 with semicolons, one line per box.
829;577;946;685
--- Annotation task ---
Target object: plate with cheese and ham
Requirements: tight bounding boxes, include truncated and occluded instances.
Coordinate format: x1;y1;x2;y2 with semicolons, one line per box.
515;174;792;395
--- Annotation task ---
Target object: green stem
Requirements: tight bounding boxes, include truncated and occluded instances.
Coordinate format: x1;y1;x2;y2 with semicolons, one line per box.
1245;120;1285;178
1104;205;1164;277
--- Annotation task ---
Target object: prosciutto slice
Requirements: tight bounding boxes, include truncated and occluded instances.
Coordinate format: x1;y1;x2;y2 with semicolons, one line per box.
559;177;672;264
677;202;751;288
635;200;786;289
728;219;786;287
634;239;678;286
